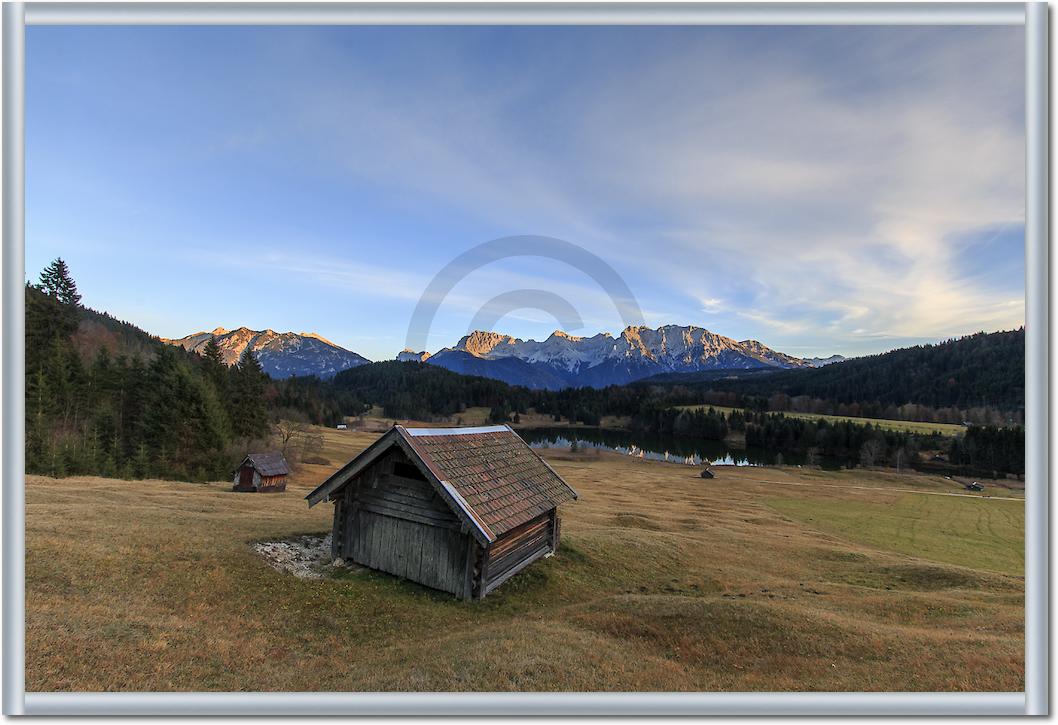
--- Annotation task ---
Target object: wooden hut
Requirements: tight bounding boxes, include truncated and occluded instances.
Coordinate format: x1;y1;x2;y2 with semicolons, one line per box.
306;425;577;599
233;452;290;493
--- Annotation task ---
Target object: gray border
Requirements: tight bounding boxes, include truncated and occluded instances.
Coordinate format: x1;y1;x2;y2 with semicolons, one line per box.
1025;1;1050;716
20;692;1027;716
2;1;26;718
2;1;1047;717
22;2;1027;25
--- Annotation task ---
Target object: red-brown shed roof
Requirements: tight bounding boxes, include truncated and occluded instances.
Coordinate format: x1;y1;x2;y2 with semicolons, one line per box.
240;452;290;477
306;425;577;543
400;426;577;539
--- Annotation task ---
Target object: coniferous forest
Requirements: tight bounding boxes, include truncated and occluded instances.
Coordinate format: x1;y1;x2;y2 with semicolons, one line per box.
25;260;345;480
25;260;1025;481
647;329;1025;422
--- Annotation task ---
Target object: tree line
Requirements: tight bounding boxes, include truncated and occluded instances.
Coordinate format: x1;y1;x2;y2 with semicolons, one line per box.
949;425;1024;476
627;405;942;470
325;361;1025;475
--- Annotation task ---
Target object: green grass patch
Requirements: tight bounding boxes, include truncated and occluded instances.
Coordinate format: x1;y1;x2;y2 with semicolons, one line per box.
677;405;966;436
766;494;1024;576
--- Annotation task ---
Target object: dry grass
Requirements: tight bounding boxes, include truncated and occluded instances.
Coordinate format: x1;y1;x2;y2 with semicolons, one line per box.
26;427;1023;692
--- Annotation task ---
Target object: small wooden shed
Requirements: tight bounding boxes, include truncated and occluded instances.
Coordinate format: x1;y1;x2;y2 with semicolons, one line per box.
233;452;290;493
306;425;578;599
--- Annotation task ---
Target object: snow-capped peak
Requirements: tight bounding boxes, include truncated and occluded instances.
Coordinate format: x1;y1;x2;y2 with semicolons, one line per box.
397;349;431;362
433;324;806;379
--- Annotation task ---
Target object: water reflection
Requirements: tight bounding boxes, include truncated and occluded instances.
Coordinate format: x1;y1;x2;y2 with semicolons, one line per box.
520;427;784;467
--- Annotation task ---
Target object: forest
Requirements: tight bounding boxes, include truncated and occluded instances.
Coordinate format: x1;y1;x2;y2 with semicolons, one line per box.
647;329;1025;424
25;260;1025;481
25;260;344;480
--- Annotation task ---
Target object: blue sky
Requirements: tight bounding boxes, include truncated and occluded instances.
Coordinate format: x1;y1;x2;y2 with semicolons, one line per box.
26;25;1025;360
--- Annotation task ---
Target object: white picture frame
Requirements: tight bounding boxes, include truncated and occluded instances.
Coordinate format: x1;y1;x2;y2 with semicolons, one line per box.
1;1;1048;716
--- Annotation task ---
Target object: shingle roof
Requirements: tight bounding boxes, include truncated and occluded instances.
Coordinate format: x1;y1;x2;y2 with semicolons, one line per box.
244;452;290;477
399;426;578;539
305;425;577;542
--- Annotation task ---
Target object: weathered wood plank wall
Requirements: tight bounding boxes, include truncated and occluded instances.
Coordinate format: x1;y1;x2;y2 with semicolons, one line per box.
479;511;554;597
337;448;474;597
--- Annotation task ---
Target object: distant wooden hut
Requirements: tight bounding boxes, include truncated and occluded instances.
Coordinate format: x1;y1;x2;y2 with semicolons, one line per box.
233;452;290;493
306;425;578;599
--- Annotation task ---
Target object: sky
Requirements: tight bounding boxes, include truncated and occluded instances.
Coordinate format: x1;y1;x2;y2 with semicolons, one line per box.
26;25;1025;361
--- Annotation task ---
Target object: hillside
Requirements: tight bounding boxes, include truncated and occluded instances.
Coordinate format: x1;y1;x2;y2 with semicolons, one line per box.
330;360;535;419
646;329;1025;413
27;283;168;366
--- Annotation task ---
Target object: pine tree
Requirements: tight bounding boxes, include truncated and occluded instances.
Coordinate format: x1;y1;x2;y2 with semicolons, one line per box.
203;336;224;368
132;442;151;479
230;347;268;440
38;258;81;306
201;337;229;396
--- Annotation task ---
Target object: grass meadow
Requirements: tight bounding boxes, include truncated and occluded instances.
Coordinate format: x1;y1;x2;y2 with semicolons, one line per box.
26;427;1023;692
675;404;968;437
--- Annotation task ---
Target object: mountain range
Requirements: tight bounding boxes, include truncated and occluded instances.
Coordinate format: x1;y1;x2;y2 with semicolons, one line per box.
401;325;837;390
165;323;844;388
162;327;370;380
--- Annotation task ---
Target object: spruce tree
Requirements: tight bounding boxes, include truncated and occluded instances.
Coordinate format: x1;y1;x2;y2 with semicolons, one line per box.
38;258;81;306
231;347;268;440
201;337;229;397
203;336;224;368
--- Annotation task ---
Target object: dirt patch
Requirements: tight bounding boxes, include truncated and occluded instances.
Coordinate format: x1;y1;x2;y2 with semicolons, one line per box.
253;534;340;579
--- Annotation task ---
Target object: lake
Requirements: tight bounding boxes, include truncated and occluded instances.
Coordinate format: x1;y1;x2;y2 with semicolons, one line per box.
519;427;844;468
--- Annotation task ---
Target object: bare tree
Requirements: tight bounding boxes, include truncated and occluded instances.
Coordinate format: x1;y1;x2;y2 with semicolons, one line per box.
892;447;906;473
859;437;885;468
272;409;310;460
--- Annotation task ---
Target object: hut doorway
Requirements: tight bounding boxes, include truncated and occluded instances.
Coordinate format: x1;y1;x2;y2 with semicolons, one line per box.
239;467;254;489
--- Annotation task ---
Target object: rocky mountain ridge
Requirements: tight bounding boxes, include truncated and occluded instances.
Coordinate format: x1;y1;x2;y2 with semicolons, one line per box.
163;327;370;380
166;322;840;387
415;324;812;389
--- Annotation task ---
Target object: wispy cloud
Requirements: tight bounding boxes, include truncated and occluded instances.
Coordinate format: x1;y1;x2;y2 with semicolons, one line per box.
25;25;1024;359
699;298;725;314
